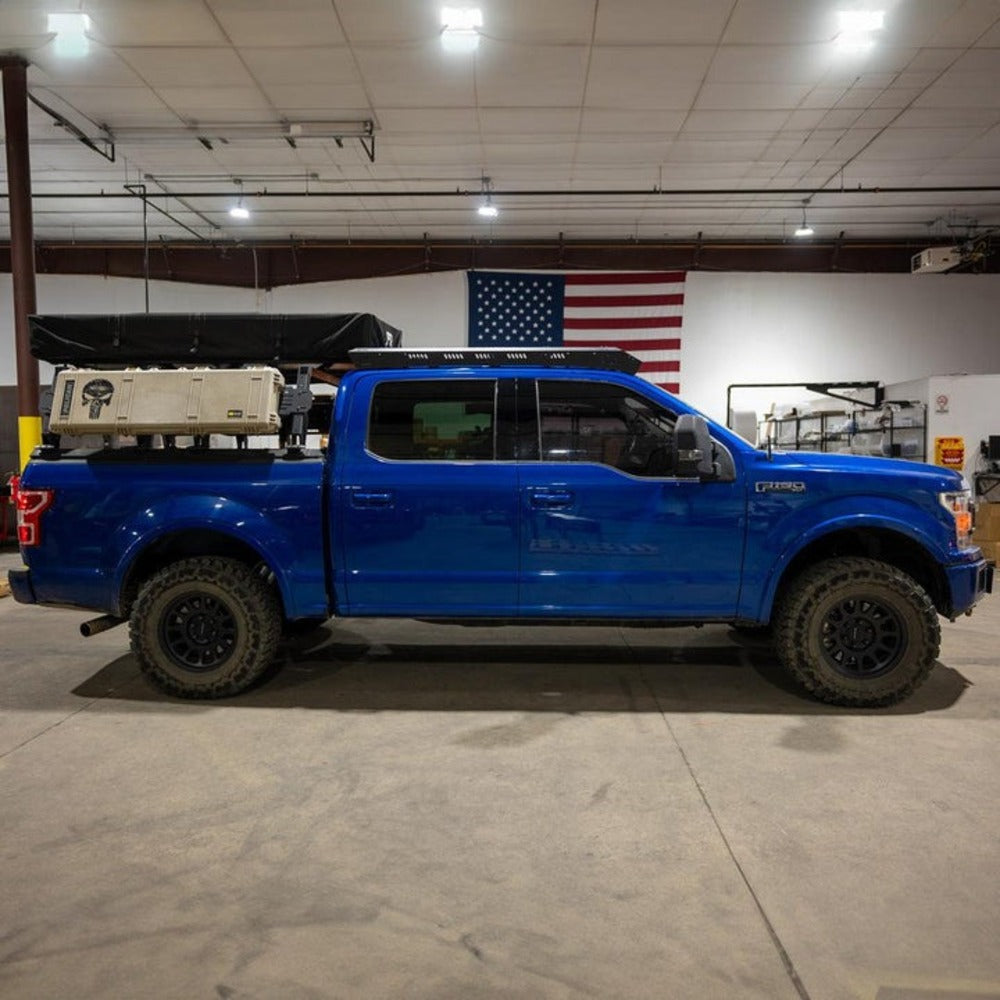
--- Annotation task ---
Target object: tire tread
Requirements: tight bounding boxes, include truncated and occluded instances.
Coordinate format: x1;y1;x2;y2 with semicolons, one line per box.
774;557;939;707
130;556;281;699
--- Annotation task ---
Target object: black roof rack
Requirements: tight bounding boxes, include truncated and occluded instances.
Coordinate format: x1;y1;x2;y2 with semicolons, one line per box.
348;347;641;374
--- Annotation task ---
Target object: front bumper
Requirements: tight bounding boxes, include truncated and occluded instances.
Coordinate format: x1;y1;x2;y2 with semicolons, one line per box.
7;567;36;605
946;555;993;617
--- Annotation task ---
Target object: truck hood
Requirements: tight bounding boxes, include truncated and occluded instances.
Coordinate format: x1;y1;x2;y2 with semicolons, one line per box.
751;449;964;493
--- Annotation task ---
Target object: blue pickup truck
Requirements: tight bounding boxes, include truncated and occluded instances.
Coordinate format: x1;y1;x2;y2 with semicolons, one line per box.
9;345;992;706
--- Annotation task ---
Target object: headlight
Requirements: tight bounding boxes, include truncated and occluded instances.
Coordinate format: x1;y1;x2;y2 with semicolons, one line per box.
940;490;973;549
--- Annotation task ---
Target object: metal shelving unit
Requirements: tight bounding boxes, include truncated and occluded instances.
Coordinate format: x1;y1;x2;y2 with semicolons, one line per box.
761;403;926;460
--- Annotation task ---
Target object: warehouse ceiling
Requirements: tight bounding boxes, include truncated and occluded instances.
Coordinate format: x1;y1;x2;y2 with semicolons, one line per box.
1;0;1000;248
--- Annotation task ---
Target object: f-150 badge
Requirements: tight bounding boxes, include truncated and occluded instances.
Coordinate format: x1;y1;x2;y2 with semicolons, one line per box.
755;481;806;493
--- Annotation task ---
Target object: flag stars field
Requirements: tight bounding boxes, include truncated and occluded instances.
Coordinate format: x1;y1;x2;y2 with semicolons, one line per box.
468;270;685;392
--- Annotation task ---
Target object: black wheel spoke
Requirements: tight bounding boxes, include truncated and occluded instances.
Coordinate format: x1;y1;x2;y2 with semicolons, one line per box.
159;590;239;673
819;592;907;679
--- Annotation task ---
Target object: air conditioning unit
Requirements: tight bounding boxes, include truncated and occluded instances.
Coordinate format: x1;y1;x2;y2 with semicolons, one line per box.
911;247;962;274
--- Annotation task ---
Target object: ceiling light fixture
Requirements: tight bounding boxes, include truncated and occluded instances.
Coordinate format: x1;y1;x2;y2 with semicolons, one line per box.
47;12;91;58
794;203;814;238
477;176;498;218
835;9;885;52
229;181;250;220
441;7;483;54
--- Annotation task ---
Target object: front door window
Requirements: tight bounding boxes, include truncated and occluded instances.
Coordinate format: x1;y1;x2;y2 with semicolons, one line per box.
537;380;676;477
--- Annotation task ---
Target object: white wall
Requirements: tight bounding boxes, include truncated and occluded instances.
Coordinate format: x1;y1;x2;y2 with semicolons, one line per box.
3;269;1000;426
0;274;260;384
887;373;1000;483
683;272;1000;421
270;270;467;346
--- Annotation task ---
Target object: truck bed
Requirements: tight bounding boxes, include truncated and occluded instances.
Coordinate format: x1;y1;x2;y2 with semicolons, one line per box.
17;448;329;620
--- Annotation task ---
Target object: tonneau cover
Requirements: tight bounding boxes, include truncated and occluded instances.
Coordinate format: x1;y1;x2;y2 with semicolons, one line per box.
29;312;401;367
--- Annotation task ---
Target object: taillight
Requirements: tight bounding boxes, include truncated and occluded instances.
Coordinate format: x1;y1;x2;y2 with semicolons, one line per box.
12;476;55;547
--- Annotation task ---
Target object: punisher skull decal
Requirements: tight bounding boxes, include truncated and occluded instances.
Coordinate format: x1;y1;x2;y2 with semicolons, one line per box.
81;378;115;419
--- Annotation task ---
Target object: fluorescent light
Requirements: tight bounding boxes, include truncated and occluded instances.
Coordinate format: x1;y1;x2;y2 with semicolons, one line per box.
47;12;91;58
838;10;885;32
229;204;250;220
441;7;483;31
441;6;482;53
477;203;498;218
835;9;885;51
794;201;814;237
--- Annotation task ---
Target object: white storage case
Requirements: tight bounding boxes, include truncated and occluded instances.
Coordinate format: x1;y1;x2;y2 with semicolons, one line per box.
49;367;284;436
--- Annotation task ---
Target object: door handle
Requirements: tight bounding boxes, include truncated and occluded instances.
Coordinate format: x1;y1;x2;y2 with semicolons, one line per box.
528;488;574;509
351;490;394;509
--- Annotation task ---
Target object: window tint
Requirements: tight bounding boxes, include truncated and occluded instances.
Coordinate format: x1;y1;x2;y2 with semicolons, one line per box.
495;378;539;461
368;380;496;460
537;380;676;477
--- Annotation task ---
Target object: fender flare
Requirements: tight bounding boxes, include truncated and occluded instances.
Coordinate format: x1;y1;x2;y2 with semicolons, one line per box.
751;509;947;621
108;495;299;616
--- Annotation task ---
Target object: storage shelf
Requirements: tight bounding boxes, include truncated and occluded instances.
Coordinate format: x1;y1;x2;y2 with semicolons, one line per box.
761;403;926;461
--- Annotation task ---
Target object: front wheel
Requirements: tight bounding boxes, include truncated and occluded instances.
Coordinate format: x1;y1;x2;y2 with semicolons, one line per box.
774;557;940;706
130;557;282;699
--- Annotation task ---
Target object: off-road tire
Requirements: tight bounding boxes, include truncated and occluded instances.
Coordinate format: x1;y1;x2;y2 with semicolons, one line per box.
774;557;939;707
130;557;281;699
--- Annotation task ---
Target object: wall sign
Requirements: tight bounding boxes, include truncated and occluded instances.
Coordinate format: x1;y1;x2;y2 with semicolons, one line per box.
935;393;949;413
934;436;965;469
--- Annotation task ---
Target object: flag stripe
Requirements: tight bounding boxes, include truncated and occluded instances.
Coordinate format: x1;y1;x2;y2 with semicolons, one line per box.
564;293;685;308
565;271;686;286
564;308;683;321
563;336;681;351
637;360;682;373
565;282;685;299
564;315;682;330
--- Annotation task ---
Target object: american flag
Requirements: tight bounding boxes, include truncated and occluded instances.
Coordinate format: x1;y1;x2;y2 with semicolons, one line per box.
467;270;685;393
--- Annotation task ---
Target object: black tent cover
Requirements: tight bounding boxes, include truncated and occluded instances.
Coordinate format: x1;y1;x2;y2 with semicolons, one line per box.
29;313;402;367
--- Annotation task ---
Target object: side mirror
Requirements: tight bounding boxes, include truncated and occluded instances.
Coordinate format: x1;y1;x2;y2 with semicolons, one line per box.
674;414;716;479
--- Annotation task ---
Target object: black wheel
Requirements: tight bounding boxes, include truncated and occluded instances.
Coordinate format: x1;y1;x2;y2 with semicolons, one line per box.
774;557;940;707
130;557;282;699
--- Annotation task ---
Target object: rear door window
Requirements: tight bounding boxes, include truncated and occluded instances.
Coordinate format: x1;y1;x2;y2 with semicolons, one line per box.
368;380;497;460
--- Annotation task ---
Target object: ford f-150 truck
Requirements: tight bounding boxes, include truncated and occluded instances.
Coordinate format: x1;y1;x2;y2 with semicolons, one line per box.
9;339;993;707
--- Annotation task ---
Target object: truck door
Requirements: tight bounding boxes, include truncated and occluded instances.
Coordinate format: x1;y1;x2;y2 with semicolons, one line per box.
336;376;519;616
517;379;745;618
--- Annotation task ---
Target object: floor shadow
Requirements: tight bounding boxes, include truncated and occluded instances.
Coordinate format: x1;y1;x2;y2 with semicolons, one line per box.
71;623;972;716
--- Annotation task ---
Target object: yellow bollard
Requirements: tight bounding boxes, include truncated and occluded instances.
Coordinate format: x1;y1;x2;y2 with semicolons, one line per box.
18;414;42;471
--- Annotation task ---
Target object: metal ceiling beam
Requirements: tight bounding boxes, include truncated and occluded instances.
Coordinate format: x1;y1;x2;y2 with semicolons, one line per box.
6;238;996;286
25;90;115;162
5;184;1000;200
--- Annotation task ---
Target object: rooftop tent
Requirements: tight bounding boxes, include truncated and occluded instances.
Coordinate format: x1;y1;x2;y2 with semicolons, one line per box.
28;313;402;368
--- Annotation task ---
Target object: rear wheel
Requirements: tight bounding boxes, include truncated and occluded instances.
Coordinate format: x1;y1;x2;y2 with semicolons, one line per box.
775;557;939;706
130;557;281;699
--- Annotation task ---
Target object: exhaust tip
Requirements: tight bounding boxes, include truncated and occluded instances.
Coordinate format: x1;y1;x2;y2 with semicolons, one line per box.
80;614;125;637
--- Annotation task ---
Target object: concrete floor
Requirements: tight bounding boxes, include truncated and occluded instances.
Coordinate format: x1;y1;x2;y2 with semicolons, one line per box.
1;547;998;1000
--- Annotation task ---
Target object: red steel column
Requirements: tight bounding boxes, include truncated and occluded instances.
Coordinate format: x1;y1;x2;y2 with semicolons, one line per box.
2;56;40;470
